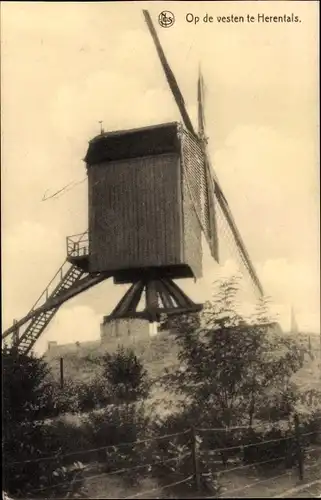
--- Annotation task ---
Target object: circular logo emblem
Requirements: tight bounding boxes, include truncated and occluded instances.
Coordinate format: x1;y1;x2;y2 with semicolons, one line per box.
158;11;175;28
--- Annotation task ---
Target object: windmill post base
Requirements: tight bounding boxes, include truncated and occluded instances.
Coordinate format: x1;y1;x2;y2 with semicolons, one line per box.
108;275;203;323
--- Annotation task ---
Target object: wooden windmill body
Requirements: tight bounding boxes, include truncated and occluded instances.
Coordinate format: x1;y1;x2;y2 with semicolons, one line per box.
84;122;204;282
2;10;263;355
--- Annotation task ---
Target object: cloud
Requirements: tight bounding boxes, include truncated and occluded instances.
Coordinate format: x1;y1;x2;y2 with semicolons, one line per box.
2;221;65;326
257;257;320;329
35;305;102;355
49;71;179;141
180;237;320;333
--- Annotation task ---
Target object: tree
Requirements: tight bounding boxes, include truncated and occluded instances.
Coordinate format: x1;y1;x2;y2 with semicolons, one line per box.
102;346;151;403
161;275;304;430
202;274;245;329
3;348;51;495
2;347;85;498
159;311;201;333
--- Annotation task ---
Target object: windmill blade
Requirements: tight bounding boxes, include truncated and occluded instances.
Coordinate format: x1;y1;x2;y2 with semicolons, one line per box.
204;156;220;263
142;10;263;297
197;69;263;296
197;68;219;263
202;148;263;297
214;178;264;297
197;66;206;138
142;10;196;136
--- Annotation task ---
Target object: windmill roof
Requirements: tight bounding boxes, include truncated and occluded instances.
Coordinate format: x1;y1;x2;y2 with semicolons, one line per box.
84;121;182;164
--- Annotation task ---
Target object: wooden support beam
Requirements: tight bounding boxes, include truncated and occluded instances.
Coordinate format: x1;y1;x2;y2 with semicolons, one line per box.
145;280;158;309
155;280;175;308
108;277;203;322
126;283;145;313
110;280;145;318
145;280;159;322
160;278;195;308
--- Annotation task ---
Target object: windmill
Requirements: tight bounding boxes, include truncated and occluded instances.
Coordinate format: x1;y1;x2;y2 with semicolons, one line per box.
2;10;264;356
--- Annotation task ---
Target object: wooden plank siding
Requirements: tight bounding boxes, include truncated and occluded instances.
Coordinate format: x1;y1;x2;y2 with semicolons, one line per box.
88;153;183;273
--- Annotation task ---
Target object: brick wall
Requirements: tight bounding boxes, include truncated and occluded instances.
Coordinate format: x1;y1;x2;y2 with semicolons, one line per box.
100;318;151;345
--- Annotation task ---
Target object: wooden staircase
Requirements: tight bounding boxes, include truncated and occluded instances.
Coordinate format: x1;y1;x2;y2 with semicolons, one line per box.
3;259;111;356
16;265;85;355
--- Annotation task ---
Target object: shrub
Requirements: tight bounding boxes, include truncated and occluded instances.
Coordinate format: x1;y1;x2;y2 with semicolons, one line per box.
76;377;112;413
242;426;296;468
47;375;112;416
147;414;221;498
102;346;151;403
48;379;82;415
81;402;152;485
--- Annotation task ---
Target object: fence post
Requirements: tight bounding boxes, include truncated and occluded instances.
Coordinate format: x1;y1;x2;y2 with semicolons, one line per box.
12;319;19;353
308;336;312;357
191;427;201;492
60;357;64;390
294;413;304;480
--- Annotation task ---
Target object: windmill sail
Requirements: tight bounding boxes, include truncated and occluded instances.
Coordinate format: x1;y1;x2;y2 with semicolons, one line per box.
142;10;196;137
198;68;206;138
214;184;264;296
143;9;264;297
197;68;219;263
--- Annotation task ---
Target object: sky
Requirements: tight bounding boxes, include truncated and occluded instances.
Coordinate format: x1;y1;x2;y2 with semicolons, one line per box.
1;1;320;354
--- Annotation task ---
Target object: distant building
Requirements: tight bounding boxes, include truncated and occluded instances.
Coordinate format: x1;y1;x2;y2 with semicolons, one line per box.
47;340;58;352
45;339;99;357
290;306;299;334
